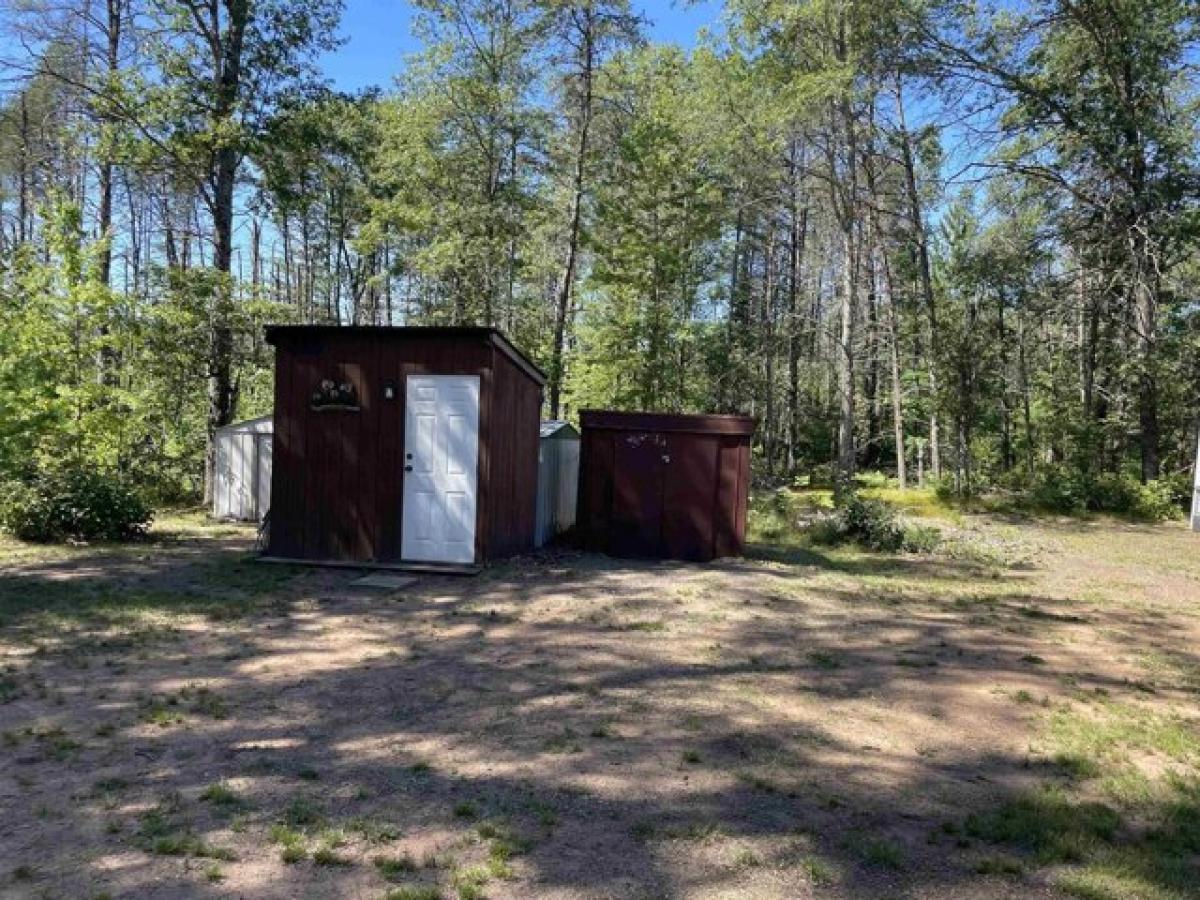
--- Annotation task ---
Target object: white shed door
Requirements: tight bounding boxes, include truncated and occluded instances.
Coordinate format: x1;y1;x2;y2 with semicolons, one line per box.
401;375;480;564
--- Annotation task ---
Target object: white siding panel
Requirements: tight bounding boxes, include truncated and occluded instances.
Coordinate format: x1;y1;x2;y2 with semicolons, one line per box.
213;417;274;522
535;432;580;548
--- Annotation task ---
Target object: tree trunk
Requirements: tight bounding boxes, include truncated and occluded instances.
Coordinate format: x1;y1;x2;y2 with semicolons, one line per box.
1134;273;1160;481
895;75;940;480
836;221;856;496
882;251;906;489
203;0;249;506
18;94;30;244
787;142;808;475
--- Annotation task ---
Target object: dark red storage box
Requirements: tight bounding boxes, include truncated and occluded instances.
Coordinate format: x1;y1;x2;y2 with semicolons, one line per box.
577;411;754;562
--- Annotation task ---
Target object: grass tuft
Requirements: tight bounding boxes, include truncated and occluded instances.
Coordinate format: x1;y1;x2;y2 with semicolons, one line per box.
374;853;420;880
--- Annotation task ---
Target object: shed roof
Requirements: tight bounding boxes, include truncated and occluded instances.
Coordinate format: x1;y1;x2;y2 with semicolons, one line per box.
215;414;273;435
580;410;755;436
264;325;547;386
540;420;580;440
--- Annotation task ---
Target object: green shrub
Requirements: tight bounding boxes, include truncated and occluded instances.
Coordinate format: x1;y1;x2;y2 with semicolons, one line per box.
1026;470;1183;521
813;494;940;554
901;524;942;553
838;495;905;551
0;464;152;542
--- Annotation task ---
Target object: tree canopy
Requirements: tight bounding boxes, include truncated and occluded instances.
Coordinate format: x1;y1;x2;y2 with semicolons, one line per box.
1;0;1198;513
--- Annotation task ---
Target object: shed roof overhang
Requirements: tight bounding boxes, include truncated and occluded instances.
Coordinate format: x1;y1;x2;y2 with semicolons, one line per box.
264;325;547;387
580;410;755;436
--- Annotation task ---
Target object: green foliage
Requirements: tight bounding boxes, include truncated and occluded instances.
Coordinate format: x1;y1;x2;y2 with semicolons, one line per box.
814;494;941;554
1022;470;1184;521
837;495;906;551
1;463;152;543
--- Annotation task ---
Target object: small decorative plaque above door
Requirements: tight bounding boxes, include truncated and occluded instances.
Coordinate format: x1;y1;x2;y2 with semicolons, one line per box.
310;378;360;411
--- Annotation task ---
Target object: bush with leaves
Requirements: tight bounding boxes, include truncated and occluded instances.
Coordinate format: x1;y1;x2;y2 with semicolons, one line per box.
812;494;940;553
1024;469;1183;521
1;464;153;542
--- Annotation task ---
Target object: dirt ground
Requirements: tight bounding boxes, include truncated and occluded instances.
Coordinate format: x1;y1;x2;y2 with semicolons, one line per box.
0;508;1198;899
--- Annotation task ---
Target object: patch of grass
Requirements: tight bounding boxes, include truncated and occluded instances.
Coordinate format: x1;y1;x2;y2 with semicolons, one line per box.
374;854;419;880
199;782;242;808
349;816;402;844
29;725;80;760
313;846;352;867
737;771;779;793
270;823;307;862
542;729;581;754
280;844;307;864
527;800;558;829
152;834;237;861
180;684;228;719
94;776;129;794
477;820;531;878
385;887;442;900
1046;703;1200;769
659;820;724;842
1054;752;1103;780
452;865;490;900
1020;654;1046;665
452;801;478;820
965;786;1120;863
1057;860;1185;900
12;864;34;881
975;854;1025;875
296;765;321;781
139;698;185;728
202;863;225;883
618;620;667;633
681;749;702;765
731;847;761;868
283;795;324;830
797;855;836;885
845;832;905;870
269;824;303;845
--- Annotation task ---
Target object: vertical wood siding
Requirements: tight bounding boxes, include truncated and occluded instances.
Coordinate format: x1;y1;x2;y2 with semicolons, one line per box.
483;346;542;559
267;329;543;564
577;411;754;562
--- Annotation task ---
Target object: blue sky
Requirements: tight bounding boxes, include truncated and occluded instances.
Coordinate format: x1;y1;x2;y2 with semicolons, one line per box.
320;0;724;92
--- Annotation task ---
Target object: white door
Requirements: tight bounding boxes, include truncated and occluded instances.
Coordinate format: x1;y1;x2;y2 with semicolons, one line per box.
402;375;481;563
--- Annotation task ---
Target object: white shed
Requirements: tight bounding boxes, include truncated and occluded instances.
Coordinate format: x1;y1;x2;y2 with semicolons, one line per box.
1192;428;1200;532
535;421;580;548
213;415;273;521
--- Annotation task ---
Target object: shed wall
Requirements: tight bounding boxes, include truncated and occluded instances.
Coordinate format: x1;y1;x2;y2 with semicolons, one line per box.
578;412;753;562
536;435;581;547
213;420;273;521
482;347;542;558
269;330;532;564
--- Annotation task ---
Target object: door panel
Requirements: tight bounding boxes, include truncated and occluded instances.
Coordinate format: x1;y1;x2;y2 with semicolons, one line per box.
610;431;666;557
402;375;480;563
662;435;718;560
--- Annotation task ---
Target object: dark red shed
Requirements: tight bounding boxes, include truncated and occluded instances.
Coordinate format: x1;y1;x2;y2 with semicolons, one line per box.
577;410;754;562
264;326;544;569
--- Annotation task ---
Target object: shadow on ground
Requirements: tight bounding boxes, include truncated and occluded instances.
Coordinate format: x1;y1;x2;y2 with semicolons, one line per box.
0;524;1197;899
